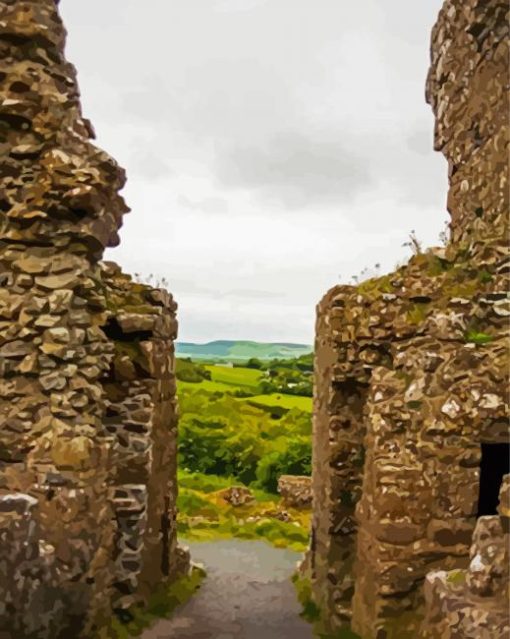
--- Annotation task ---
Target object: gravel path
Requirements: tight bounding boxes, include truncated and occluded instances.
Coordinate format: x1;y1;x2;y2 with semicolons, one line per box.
141;539;314;639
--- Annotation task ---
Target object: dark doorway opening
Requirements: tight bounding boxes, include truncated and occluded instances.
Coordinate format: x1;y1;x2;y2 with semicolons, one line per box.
477;442;510;517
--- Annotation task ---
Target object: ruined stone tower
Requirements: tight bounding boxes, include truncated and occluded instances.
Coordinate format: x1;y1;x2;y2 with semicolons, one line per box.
308;0;509;637
0;1;187;637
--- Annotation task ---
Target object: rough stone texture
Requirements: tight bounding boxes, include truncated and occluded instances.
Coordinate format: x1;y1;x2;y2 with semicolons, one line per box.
308;1;509;637
219;486;256;507
278;475;313;509
421;476;510;639
0;2;188;637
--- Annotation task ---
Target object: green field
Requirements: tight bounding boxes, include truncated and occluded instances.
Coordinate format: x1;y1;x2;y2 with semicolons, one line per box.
176;358;312;494
204;365;263;390
178;368;312;412
177;470;311;551
178;379;235;394
247;393;313;412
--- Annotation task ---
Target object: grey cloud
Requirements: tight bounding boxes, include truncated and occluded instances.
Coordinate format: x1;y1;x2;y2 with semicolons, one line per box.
129;146;175;181
215;131;373;208
226;288;282;300
62;0;448;343
406;126;436;156
177;196;230;214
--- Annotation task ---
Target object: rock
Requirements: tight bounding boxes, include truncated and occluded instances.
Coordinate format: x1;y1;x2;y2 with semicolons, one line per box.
44;327;71;344
0;340;33;358
117;312;156;333
219;486;256;507
51;436;94;471
278;475;313;509
35;272;80;290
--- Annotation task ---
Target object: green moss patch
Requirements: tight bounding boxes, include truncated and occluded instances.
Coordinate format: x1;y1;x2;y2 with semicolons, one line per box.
292;574;321;623
446;569;466;586
292;574;361;639
465;330;494;345
406;303;430;325
357;274;394;299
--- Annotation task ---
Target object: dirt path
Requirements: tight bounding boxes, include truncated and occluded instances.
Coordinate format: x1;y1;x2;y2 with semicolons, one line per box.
141;539;314;639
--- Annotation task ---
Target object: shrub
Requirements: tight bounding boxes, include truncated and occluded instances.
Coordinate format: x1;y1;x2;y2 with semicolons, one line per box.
255;439;312;493
176;358;211;383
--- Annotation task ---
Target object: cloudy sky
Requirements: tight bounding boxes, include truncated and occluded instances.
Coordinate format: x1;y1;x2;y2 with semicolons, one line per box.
60;0;447;344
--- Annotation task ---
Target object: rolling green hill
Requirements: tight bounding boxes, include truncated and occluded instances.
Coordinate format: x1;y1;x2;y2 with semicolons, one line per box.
176;340;312;361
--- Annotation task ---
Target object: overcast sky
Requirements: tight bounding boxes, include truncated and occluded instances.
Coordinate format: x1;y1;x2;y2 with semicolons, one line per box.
60;0;447;344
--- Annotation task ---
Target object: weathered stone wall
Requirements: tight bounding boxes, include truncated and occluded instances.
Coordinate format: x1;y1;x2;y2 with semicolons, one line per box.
101;263;187;610
422;475;510;639
0;1;187;637
308;1;509;637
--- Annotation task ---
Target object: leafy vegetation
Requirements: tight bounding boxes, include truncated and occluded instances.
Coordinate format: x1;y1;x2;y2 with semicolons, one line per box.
446;569;466;585
406;302;430;325
176;356;313;548
177;470;311;551
292;574;361;639
257;353;313;396
248;393;313;412
292;574;321;623
178;384;311;490
176;357;212;383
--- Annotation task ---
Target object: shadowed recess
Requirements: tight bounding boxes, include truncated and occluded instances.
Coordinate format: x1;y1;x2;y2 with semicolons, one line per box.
477;443;510;517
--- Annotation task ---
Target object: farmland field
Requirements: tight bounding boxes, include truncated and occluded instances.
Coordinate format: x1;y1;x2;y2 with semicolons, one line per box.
204;364;263;390
175;355;313;545
247;393;313;413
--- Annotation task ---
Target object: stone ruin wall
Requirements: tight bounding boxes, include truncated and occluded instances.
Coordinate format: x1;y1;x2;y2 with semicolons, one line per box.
309;0;509;637
422;475;510;639
0;2;188;638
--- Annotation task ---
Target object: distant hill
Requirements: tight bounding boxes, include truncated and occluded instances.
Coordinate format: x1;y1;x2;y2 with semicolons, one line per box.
176;340;312;361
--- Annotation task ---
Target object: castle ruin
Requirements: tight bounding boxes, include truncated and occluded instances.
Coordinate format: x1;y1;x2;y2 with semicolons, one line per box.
0;2;188;637
308;0;509;636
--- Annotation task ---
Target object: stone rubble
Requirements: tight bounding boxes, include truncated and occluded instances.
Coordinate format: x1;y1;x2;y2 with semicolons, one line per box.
219;485;256;507
0;1;188;637
278;475;313;509
307;0;509;637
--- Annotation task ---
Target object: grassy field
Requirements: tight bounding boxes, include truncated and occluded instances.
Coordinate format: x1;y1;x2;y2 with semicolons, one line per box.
177;471;311;552
248;393;313;412
205;364;263;389
178;379;236;394
178;365;312;411
176;358;312;506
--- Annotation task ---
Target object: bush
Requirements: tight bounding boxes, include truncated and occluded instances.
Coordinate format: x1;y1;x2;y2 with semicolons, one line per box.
179;417;232;476
176;358;211;383
177;387;312;492
255;439;312;493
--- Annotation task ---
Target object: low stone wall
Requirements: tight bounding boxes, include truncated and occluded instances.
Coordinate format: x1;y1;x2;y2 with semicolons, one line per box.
278;475;313;509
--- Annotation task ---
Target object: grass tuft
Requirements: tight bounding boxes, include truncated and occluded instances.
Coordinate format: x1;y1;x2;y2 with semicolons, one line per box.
98;566;205;639
465;330;493;345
